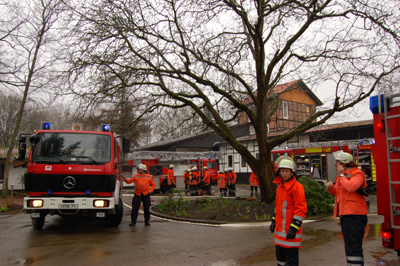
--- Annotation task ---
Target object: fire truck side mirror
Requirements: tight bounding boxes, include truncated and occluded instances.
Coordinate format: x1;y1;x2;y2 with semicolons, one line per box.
18;141;26;160
122;138;131;153
29;134;41;144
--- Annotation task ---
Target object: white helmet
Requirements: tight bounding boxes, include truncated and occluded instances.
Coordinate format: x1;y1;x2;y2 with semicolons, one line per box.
333;150;355;164
224;168;229;172
203;166;208;170
169;164;175;168
137;164;147;171
192;166;197;171
278;157;295;171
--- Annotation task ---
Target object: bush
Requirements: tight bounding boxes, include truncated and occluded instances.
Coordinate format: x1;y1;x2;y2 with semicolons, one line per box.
297;177;334;215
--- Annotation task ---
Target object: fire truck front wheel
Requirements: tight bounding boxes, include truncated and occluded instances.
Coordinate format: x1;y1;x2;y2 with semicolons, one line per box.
160;180;169;193
32;215;45;230
105;197;123;227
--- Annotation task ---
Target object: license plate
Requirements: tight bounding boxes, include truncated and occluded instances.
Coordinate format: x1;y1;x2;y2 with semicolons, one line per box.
59;204;78;209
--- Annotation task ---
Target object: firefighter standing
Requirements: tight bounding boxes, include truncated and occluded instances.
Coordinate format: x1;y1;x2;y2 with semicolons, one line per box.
217;170;227;197
166;164;175;194
227;168;237;197
270;156;307;266
183;169;190;195
189;167;199;196
123;164;155;226
249;171;259;197
326;151;368;266
197;167;203;196
203;166;211;195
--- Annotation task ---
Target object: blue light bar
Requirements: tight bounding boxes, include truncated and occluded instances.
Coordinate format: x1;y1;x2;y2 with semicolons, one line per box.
101;124;110;132
47;189;52;194
42;122;51;130
370;95;390;114
86;190;91;194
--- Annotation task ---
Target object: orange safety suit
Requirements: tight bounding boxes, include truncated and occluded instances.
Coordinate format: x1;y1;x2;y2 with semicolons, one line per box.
203;170;211;184
167;169;175;185
125;173;155;196
226;171;236;185
328;167;368;217
218;173;227;189
273;175;307;248
183;172;189;185
249;172;259;187
188;171;198;186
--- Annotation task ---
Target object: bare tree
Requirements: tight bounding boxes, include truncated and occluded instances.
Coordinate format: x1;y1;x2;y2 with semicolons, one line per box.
0;0;63;197
63;0;400;203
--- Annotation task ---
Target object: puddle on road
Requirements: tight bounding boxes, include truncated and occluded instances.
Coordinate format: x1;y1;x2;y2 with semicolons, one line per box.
236;223;399;266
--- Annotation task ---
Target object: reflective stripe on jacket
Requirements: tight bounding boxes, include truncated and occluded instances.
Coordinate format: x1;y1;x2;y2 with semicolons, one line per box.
249;172;259;187
167;169;174;185
218;173;227;189
328;167;368;217
273;176;307;248
125;173;155;196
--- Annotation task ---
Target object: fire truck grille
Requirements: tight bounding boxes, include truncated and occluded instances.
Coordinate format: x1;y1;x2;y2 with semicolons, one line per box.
24;174;116;193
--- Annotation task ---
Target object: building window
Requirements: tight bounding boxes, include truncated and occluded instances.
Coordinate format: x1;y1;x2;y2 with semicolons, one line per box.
0;162;4;181
249;125;255;135
241;155;247;167
228;155;233;168
282;101;289;119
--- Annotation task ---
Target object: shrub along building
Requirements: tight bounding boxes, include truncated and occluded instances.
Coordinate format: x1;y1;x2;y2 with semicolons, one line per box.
130;80;374;184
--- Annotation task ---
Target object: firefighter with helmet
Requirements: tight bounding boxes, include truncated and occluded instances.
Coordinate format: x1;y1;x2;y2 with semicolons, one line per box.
183;169;190;195
226;168;237;197
217;170;227;197
189;167;199;196
249;171;259;198
326;150;368;266
122;163;155;226
270;156;307;266
166;164;175;194
203;166;212;195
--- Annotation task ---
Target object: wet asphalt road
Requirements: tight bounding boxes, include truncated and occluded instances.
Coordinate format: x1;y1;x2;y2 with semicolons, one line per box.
1;185;400;266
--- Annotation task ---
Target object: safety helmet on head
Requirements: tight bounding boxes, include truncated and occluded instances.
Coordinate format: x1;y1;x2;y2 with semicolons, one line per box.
224;168;229;172
169;164;174;168
219;170;224;174
191;166;197;171
203;166;208;170
333;150;356;166
137;164;147;171
277;157;295;171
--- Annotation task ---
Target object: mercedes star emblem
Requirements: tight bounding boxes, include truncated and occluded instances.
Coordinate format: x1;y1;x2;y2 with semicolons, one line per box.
63;176;76;189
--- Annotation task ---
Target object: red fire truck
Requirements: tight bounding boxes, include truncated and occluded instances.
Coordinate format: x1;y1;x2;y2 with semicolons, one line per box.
271;140;376;188
370;92;400;256
19;123;130;229
126;151;219;192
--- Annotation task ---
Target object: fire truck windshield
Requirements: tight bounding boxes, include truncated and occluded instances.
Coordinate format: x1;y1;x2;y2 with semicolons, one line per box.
32;133;111;164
